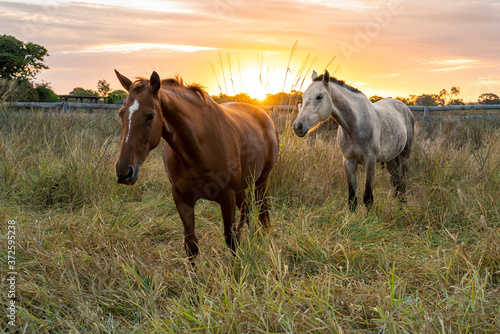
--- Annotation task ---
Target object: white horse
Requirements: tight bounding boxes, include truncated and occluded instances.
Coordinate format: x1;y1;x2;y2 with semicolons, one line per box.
293;70;414;210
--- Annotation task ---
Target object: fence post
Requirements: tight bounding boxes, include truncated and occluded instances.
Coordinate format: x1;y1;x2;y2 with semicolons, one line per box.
63;102;69;113
424;106;430;121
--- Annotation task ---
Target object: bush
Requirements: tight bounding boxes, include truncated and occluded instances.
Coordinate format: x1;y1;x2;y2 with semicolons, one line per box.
107;89;127;104
34;82;59;102
10;79;38;102
0;79;59;102
0;78;16;103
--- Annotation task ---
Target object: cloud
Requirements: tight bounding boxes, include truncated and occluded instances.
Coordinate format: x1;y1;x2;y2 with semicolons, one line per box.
427;59;476;66
430;66;474;73
61;43;214;54
425;59;477;72
1;0;499;99
470;78;500;87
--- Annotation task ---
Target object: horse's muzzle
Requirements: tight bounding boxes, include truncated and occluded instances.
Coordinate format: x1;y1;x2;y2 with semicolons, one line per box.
293;121;308;137
116;164;140;185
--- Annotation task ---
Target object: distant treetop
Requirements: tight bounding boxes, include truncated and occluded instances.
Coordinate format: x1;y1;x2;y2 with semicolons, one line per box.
0;34;49;80
478;93;500;105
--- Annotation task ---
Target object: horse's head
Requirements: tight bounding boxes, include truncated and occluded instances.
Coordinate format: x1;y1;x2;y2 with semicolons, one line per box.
114;70;163;185
293;70;334;137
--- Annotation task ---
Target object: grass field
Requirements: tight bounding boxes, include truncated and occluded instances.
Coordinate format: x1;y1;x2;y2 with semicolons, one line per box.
1;109;499;333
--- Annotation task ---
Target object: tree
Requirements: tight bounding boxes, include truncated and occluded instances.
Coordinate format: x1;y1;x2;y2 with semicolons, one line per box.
69;87;98;96
369;95;384;103
211;93;259;105
478;93;500;105
107;89;127;104
0;35;49;80
69;87;98;102
439;86;461;105
449;99;465;105
263;90;302;107
415;94;443;106
233;93;256;104
397;95;417;106
97;79;111;98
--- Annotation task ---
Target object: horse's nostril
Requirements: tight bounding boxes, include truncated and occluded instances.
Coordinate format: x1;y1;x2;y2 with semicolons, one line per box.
125;167;134;179
294;122;303;132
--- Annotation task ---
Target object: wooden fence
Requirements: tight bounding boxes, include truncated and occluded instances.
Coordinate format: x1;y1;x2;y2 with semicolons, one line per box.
408;104;500;121
3;102;500;122
269;104;500;122
3;102;121;112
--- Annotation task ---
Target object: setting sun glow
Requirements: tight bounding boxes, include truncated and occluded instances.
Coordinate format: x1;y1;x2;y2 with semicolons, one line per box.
1;0;498;102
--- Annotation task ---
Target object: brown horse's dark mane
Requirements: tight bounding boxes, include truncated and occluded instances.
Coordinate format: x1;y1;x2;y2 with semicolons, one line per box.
131;76;209;104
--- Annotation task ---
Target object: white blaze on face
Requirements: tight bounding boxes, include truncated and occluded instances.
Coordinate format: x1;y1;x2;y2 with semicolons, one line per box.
125;99;140;143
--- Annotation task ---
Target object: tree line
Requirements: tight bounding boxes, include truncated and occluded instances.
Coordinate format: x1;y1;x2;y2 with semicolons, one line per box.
2;35;499;107
0;35;126;104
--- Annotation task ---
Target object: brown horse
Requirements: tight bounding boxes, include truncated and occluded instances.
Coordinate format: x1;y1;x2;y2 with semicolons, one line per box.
114;70;279;261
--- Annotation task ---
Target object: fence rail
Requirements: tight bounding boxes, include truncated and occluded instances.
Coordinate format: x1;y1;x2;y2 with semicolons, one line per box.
3;102;500;122
3;102;121;112
407;104;500;121
408;104;500;112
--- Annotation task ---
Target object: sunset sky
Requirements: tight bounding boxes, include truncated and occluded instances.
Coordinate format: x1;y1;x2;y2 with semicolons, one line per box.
1;0;499;101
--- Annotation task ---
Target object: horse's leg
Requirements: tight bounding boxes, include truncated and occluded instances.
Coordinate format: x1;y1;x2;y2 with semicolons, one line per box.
385;157;401;197
343;158;358;211
172;188;199;263
255;177;271;230
219;189;238;255
398;153;410;203
363;158;376;210
386;155;409;203
235;191;249;241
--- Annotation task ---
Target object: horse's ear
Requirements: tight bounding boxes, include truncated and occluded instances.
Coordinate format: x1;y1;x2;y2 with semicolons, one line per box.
324;70;330;83
115;69;132;92
312;70;318;81
150;71;161;94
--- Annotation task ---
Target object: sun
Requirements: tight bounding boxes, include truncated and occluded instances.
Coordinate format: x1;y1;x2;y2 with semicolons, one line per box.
239;66;268;101
251;86;268;101
208;64;285;101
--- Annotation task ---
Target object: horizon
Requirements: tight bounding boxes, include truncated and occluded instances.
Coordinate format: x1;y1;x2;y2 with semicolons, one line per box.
1;0;500;103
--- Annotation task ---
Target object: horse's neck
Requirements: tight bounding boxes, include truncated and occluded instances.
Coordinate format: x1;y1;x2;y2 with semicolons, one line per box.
159;90;217;166
328;84;372;135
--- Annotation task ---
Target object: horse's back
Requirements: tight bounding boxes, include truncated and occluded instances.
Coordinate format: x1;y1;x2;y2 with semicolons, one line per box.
221;102;275;129
373;98;414;133
221;102;279;151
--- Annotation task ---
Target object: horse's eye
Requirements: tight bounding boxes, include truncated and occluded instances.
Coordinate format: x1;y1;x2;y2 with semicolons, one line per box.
146;113;155;121
316;93;323;100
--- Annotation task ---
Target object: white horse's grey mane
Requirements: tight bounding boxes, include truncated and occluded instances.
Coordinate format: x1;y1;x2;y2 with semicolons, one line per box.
313;73;362;94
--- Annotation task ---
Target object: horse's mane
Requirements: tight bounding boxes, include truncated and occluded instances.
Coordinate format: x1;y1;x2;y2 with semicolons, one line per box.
131;75;209;103
313;75;362;94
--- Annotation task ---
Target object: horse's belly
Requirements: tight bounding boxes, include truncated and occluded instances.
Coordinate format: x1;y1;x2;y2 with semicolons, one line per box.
378;130;407;162
162;142;267;200
166;165;235;201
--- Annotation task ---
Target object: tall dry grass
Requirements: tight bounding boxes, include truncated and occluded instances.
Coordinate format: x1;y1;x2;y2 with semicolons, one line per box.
1;109;499;333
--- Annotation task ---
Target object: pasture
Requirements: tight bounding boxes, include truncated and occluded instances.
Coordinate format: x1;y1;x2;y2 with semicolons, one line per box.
1;109;499;333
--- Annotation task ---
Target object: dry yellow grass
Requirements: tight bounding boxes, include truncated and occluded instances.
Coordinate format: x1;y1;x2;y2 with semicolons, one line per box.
1;110;499;333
